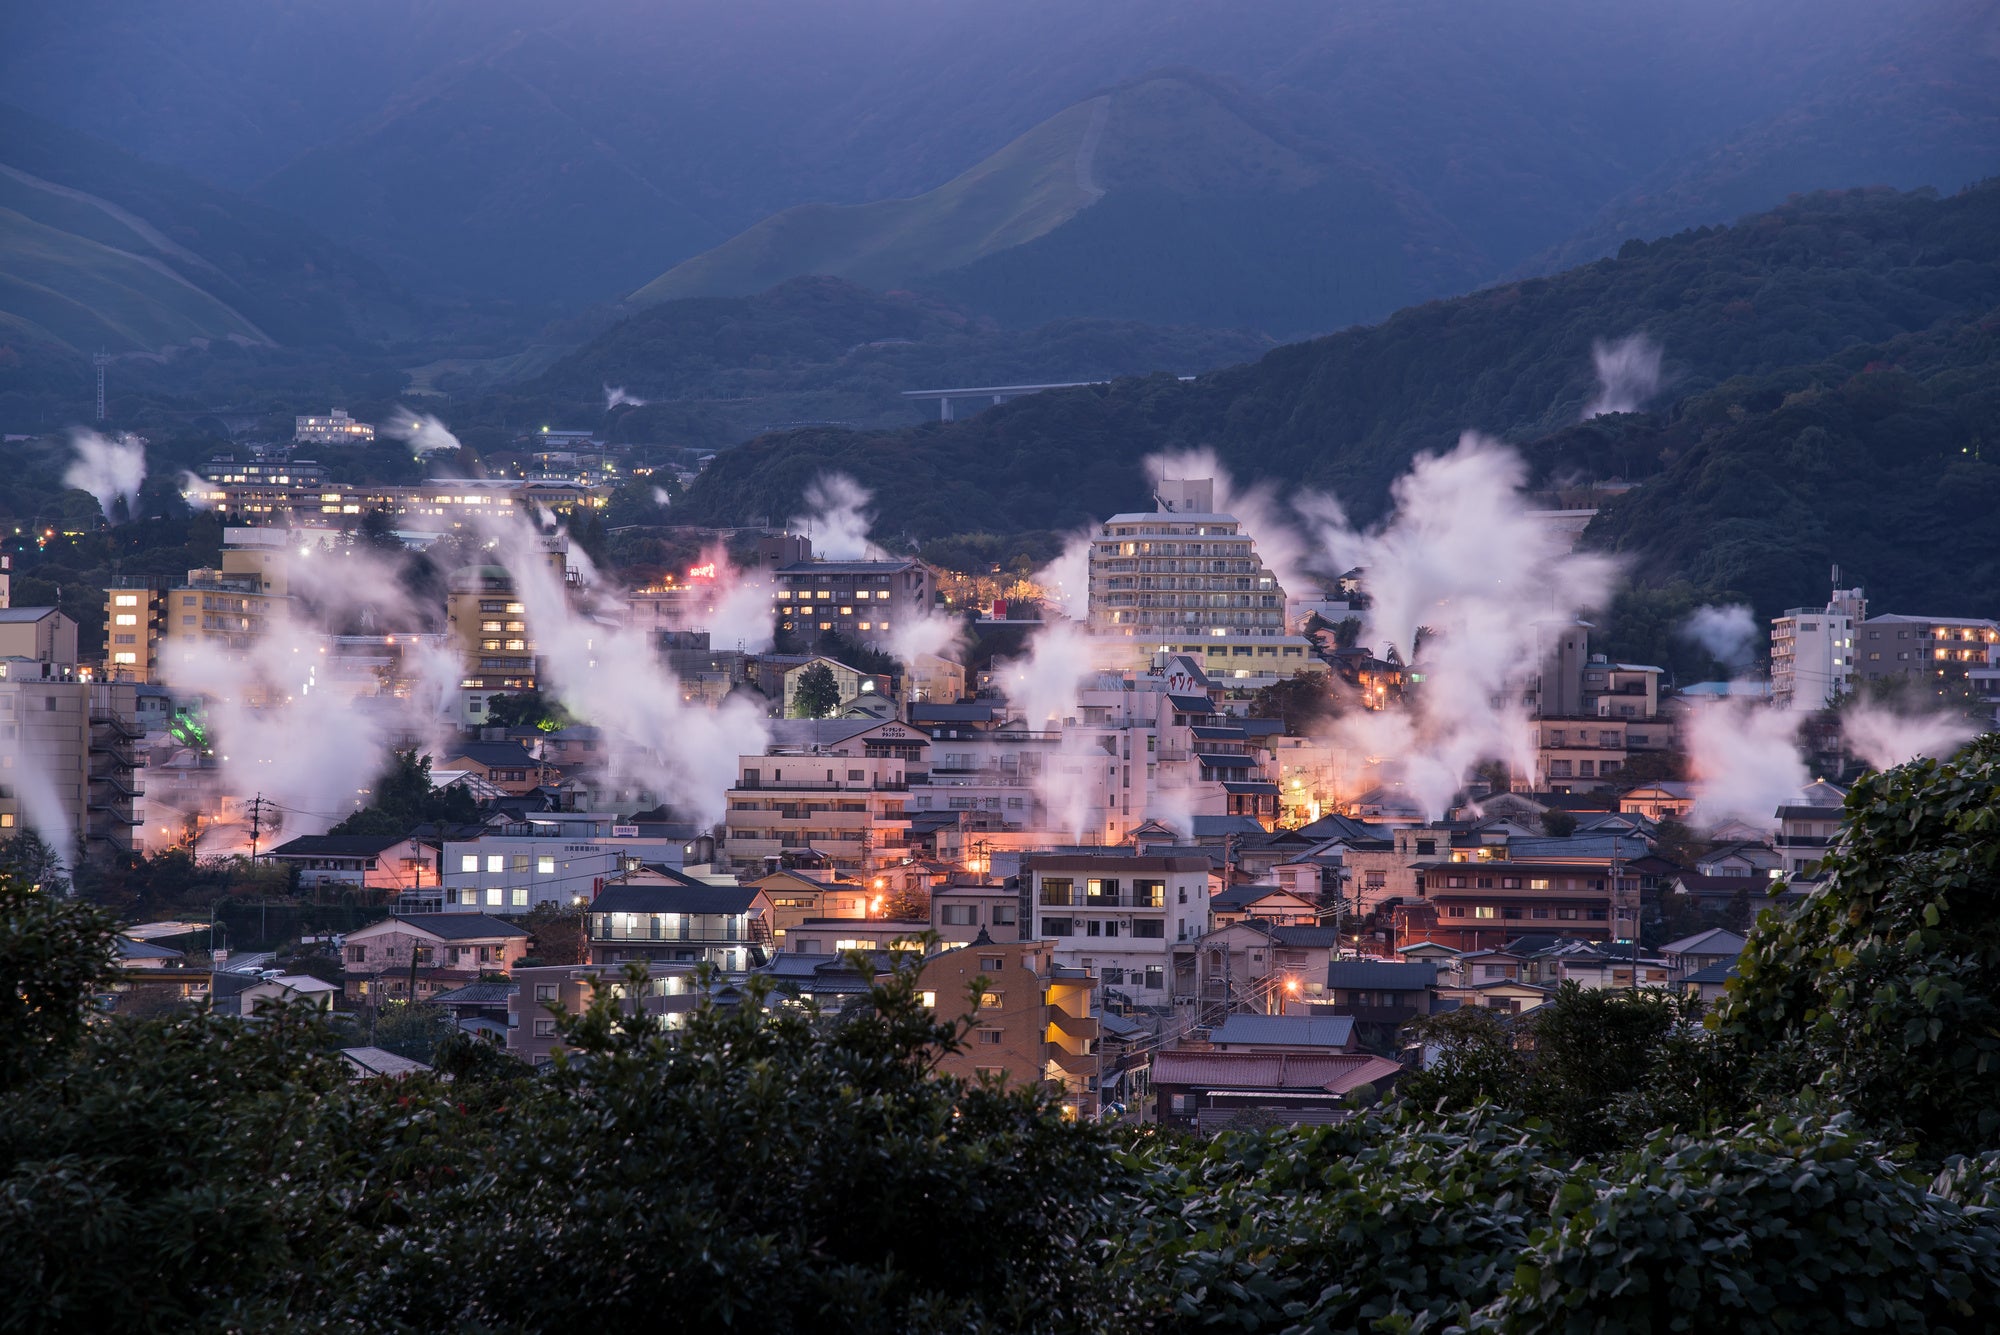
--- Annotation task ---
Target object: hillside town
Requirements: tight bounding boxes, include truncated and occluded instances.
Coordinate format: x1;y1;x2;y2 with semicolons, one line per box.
4;418;1994;1128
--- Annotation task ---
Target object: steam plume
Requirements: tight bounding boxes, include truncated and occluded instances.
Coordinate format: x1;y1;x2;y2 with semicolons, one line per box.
996;620;1096;734
1681;603;1760;673
1685;700;1806;829
606;385;649;410
63;429;146;522
1304;434;1620;817
790;473;886;560
1033;530;1094;622
1583;333;1663;419
477;514;770;823
386;410;463;457
1842;704;1980;773
177;470;216;511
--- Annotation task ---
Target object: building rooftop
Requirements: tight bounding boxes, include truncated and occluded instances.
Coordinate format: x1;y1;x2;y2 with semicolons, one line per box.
1207;1013;1355;1049
591;883;760;916
264;834;414;858
389;913;531;941
1151;1050;1402;1095
1325;959;1440;991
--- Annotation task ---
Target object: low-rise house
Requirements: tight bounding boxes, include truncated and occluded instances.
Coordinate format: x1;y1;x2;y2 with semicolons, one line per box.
1679;959;1739;1006
1619;782;1694;821
1447;977;1554;1014
929;881;1022;944
339;1047;432;1079
1208;883;1321;927
1176;919;1343;1016
782;917;929;953
342;914;531;1004
586;873;773;976
1395;940;1462;980
260;833;437;892
1522;939;1670;990
1666;871;1772;920
1151;1049;1404;1132
436;741;560;796
1659;928;1747;981
916;934;1098;1118
1322;959;1440;1025
429;978;517;1042
1206;1012;1357;1055
1695;842;1781;877
114;936;187;968
239;973;339;1014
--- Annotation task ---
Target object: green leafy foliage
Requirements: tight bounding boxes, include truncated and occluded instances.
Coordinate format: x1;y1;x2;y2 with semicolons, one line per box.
328;749;481;837
1717;734;2000;1158
0;874;114;1093
791;660;842;718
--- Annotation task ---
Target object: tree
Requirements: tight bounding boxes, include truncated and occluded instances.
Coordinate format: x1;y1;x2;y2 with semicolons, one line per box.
330;749;482;836
1539;808;1577;837
484;690;573;731
0;874;114;1092
523;901;586;966
1717;735;2000;1158
1250;671;1338;735
792;661;841;718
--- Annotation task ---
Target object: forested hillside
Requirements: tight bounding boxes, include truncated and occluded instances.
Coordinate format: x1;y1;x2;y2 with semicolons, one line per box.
678;183;2000;639
504;276;1269;449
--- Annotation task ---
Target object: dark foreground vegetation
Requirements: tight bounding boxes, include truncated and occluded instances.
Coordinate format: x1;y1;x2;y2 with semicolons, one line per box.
6;740;2000;1331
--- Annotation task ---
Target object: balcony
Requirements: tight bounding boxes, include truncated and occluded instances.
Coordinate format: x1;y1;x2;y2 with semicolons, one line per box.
737;778;908;793
1043;1044;1096;1078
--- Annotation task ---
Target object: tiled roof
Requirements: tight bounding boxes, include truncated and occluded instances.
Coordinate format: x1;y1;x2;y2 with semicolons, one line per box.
394;913;531;940
1325;959;1439;990
1208;1013;1355;1049
1151;1050;1403;1095
428;979;519;1005
1659;928;1748;957
265;833;412;858
591;883;758;915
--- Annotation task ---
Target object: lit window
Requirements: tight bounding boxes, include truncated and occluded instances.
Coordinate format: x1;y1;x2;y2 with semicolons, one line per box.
461;855;478;872
538;855;555;874
486;888;503;905
487;855;504;872
512;887;529;907
114;595;138;607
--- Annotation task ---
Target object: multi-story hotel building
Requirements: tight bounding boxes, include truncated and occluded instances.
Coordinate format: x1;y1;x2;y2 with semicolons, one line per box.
293;409;375;445
1086;477;1320;686
1770;586;1865;710
720;720;927;874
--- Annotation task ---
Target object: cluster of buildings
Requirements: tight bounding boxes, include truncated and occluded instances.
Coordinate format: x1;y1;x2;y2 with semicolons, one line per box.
17;455;1998;1129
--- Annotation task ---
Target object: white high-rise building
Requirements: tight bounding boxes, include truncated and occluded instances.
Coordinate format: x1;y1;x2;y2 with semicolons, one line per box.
1771;585;1866;710
1085;476;1322;686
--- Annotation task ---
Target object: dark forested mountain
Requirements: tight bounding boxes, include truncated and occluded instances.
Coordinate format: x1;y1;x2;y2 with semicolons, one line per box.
676;183;2000;634
4;1;1992;315
633;74;1480;337
511;276;1270;449
0;103;415;398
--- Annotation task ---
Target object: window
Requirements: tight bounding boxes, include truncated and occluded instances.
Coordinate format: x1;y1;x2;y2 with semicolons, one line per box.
1144;966;1164;991
486;854;504;873
941;905;976;926
1040;878;1074;906
510;855;530;872
1102;967;1125;984
1474;906;1497;920
538;855;555;874
979;956;1004;971
535;984;557;1001
991;906;1016;926
976;1028;1003;1046
459;854;479;872
1042;917;1073;936
1131;920;1165;938
512;887;529;907
533;1019;556;1037
1529;878;1550;890
486;888;503;905
347;945;365;963
978;991;1002;1009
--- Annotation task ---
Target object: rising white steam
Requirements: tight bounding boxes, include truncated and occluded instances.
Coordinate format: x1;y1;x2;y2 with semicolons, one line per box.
790;473;887;560
885;605;963;673
386;410;464;457
996;620;1096;733
1304;434;1621;817
63;429;147;522
606;385;649;410
1583;334;1663;419
1685;700;1806;830
651;486;673;507
3;745;76;873
1033;529;1094;621
477;515;770;823
1681;603;1761;673
157;539;465;841
662;546;775;654
177;470;216;511
1841;704;1980;773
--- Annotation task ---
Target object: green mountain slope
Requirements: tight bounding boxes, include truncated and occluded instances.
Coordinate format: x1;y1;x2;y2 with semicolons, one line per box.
633;74;1479;337
0;102;413;361
676;183;2000;629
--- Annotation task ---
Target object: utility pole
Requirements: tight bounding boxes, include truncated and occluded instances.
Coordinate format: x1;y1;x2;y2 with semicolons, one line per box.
247;793;267;860
93;352;109;422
